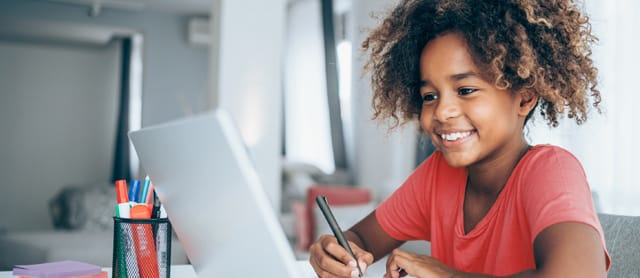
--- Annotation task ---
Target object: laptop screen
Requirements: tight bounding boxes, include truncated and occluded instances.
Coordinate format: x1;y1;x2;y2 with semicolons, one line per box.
129;109;301;277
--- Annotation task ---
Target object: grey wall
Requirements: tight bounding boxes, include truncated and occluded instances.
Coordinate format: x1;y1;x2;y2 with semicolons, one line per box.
0;39;121;231
0;0;210;230
0;0;211;127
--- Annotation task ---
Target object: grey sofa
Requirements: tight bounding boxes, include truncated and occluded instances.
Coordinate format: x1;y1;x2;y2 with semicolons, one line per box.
598;213;640;277
0;184;188;270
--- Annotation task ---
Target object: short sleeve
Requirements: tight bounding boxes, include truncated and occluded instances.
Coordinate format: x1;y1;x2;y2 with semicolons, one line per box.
520;147;601;243
375;153;439;241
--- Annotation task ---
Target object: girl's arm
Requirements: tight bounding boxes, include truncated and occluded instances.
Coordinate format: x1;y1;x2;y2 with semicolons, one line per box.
346;210;405;262
384;222;607;278
520;221;606;278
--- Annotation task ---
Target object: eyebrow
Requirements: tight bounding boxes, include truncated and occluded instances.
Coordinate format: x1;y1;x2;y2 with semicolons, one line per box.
419;71;480;87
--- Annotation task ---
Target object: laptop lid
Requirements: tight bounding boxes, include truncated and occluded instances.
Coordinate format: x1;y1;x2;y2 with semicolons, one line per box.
128;109;301;277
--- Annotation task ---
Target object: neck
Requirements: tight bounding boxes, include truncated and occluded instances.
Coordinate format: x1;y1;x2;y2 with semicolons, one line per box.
466;139;531;197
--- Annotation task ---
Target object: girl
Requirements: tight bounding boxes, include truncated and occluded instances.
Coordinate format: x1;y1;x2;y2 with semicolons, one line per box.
309;0;610;277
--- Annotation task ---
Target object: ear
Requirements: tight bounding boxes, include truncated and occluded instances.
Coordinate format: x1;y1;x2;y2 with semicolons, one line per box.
517;91;538;117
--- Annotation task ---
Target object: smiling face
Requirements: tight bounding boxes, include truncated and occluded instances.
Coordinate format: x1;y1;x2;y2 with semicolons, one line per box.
419;32;531;168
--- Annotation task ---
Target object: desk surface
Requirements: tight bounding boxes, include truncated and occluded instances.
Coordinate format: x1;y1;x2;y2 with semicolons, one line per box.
0;261;388;277
0;265;199;278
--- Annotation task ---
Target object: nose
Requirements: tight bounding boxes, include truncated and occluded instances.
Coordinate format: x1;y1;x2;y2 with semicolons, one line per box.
433;92;461;122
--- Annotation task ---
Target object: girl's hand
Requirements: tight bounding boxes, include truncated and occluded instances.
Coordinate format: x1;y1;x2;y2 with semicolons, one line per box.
309;234;374;278
384;248;458;278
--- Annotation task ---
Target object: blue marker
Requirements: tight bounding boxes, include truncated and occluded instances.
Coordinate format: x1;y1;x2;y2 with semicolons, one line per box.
141;176;151;204
128;180;141;204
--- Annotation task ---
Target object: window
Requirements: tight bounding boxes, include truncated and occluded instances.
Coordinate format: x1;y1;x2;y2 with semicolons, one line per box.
528;0;640;216
283;0;351;176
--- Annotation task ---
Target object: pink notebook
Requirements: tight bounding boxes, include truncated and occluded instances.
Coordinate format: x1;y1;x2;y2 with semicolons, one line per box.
12;260;102;278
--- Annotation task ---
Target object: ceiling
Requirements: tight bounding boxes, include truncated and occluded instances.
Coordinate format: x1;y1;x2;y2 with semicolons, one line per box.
44;0;212;15
288;0;351;13
45;0;352;15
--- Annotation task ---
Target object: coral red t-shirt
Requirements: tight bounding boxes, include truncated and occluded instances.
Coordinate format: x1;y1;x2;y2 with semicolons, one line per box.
376;145;610;275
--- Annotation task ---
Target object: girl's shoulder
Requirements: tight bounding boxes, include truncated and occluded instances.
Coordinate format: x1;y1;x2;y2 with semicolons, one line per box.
524;144;582;166
516;144;587;186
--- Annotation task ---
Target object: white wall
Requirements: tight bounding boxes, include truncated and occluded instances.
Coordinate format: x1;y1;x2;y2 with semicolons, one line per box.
213;0;287;211
527;0;640;215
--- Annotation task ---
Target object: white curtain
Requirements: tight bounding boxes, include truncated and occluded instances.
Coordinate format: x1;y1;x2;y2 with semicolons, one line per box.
283;0;335;174
529;0;640;216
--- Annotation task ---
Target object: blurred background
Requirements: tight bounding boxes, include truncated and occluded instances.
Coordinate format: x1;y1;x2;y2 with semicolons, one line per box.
0;0;638;270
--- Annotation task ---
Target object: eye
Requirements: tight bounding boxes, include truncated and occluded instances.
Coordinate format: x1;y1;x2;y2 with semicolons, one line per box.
422;92;438;103
458;88;478;96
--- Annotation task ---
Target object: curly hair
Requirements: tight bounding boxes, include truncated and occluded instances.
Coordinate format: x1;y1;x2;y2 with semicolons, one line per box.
362;0;600;128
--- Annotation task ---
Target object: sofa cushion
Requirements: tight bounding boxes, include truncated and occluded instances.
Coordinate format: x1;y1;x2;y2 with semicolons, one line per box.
598;213;640;277
49;183;115;231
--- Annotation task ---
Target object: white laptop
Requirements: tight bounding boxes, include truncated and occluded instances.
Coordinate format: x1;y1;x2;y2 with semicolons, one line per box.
128;109;302;277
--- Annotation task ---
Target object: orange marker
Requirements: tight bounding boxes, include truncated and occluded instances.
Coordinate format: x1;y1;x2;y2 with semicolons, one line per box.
131;204;151;219
131;204;159;278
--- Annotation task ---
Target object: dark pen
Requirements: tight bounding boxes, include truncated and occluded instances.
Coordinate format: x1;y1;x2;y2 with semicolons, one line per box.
316;195;363;277
151;191;162;219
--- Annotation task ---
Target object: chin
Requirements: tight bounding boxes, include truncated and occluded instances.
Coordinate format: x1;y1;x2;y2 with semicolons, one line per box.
441;152;474;168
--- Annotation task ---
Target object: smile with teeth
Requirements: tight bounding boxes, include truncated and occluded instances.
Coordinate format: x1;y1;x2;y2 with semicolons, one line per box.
440;131;473;141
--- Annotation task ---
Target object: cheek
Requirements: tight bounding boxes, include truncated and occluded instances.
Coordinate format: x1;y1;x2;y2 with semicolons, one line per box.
419;108;433;130
467;103;495;120
419;109;440;142
468;100;519;132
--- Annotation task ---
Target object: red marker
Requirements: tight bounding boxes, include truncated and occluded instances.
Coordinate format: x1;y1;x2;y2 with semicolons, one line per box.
144;182;154;205
115;180;130;218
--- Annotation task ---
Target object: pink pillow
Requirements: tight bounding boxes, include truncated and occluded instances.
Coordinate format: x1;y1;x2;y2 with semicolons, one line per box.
293;185;372;251
292;200;311;251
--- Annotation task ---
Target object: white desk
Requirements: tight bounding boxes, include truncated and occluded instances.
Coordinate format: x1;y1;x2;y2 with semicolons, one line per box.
0;265;198;278
0;261;388;277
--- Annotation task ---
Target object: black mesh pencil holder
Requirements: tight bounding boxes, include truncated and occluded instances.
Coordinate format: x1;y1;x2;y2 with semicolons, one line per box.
112;217;172;278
